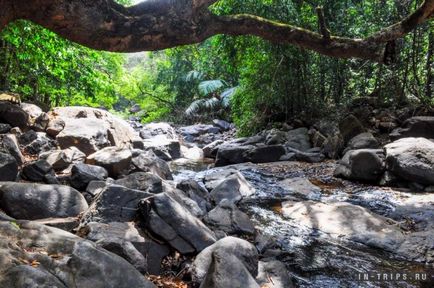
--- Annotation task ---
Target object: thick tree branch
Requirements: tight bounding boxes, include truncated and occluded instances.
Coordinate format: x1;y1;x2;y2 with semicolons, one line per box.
316;6;330;40
1;0;433;63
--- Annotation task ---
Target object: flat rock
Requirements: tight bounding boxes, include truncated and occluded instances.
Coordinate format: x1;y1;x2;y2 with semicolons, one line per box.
209;172;255;205
87;147;132;178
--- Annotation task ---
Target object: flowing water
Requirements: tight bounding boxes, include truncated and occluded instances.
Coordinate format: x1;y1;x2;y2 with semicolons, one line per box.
172;158;434;288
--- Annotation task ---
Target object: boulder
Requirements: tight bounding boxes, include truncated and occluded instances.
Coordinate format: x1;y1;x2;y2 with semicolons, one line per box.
46;118;66;137
140;136;181;160
215;145;253;166
279;177;322;199
212;119;232;131
0;152;18;181
20;131;56;155
33;112;50;131
86;147;132;178
385;137;434;185
345;132;380;152
20;102;43;119
322;134;344;159
256;261;294;288
141;193;216;253
54;107;136;155
180;124;220;139
0;123;11;133
40;147;86;171
191;236;259;283
209;172;255;205
115;172;162;194
390;116;434;140
131;150;173;180
21;160;58;184
0;101;29;128
0;221;156;288
339;114;365;144
334;149;385;182
199;251;260;288
0;134;24;165
204;200;255;235
176;179;210;213
80;222;170;275
82;185;151;223
244;145;286;163
0;183;88;220
139;122;177;140
70;163;108;191
203;140;224;158
285;128;311;151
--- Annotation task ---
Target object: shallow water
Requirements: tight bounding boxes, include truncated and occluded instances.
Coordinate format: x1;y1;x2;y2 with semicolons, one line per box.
173;160;434;287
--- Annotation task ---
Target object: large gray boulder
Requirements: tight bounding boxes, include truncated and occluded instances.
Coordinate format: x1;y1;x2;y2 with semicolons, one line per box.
115;172;162;194
199;251;260;288
215;145;253;166
334;149;385;182
70;163;108;190
86;147;132;178
0;134;24;165
345;132;380;152
54;107;137;155
0;152;18;181
385;137;434;185
40;147;86;171
285;128;311;151
82;185;151;223
0;221;156;288
191;236;259;283
256;261;294;288
141;193;216;253
209;172;255;205
390;116;434;140
339;114;365;144
139;122;177;140
80;222;170;275
0;101;29;128
131;150;173;180
0;183;88;220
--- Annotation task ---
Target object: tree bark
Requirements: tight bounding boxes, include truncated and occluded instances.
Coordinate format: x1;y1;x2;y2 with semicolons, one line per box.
1;0;434;63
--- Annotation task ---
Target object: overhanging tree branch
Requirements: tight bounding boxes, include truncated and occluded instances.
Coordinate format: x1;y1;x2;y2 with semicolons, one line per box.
1;0;433;63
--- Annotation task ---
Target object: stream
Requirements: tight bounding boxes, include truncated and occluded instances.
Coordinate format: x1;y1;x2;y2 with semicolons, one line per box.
171;158;434;288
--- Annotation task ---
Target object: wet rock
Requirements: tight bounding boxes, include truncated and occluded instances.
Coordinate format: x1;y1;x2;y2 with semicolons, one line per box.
256;260;294;288
390;116;434;140
210;172;255;205
279;177;322;200
46;118;65;137
40;147;86;171
87;147;132;178
22;160;58;184
139;122;177;140
141;193;216;253
70;163;108;191
204;199;255;235
199;251;260;288
345;132;380;153
385;138;434;185
0;221;156;288
0;123;11;133
131;150;173;180
203;140;224;158
115;172;162;194
281;201;405;252
191;236;259;283
339;114;365;144
82;185;151;223
81;222;170;274
213;119;232;131
54;107;136;155
334;149;385;182
0;182;88;220
0;101;29;128
0;152;18;181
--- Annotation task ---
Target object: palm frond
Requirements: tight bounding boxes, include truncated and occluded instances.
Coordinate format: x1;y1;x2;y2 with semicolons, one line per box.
185;70;204;82
220;86;238;107
198;80;226;96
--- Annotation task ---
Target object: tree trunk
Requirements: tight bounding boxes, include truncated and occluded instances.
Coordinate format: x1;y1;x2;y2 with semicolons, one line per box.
0;0;433;63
